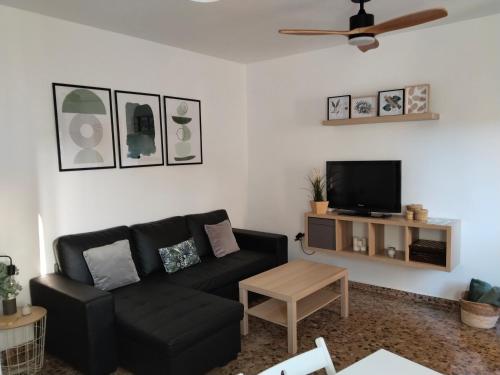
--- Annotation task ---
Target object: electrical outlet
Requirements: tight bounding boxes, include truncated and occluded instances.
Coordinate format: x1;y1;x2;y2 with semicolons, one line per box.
295;232;304;241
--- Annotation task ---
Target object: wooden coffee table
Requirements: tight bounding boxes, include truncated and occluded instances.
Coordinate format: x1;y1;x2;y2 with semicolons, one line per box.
239;259;348;354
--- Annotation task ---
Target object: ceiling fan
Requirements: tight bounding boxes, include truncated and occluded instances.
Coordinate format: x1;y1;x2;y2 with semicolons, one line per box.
279;0;448;52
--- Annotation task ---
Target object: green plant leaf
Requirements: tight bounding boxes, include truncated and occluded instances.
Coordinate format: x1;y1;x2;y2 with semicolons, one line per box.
0;263;22;299
307;170;326;201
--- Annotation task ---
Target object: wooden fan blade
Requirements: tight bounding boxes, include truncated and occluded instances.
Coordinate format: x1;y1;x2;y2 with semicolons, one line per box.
358;39;379;52
279;29;352;36
362;8;448;35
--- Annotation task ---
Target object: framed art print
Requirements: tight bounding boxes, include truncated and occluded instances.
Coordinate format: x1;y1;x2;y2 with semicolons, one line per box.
164;96;203;166
52;83;116;172
115;90;164;168
351;96;377;118
405;84;430;114
327;95;351;120
378;89;405;116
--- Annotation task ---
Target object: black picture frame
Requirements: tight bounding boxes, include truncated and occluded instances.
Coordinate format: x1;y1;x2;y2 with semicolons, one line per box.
377;89;405;116
327;95;351;120
114;90;165;168
163;95;203;166
52;82;116;172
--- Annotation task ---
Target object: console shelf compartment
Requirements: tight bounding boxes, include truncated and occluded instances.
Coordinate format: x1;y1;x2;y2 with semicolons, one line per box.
304;212;460;272
321;112;440;127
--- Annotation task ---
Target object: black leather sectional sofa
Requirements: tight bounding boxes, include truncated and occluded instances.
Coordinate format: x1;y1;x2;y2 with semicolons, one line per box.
30;210;287;375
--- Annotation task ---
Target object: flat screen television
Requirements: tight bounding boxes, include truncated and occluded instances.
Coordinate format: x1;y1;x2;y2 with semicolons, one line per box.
326;160;401;216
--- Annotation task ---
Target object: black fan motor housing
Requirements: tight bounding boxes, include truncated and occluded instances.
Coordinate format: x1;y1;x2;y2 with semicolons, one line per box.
350;0;374;30
350;12;374;30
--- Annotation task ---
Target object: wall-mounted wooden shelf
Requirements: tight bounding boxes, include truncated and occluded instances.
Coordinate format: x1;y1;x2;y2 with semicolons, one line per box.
305;212;460;272
322;112;440;126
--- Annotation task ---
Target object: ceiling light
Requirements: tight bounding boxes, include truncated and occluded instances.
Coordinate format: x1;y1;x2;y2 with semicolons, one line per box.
348;34;376;46
190;0;219;2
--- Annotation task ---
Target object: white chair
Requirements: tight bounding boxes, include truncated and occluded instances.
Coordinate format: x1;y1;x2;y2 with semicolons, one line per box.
256;337;336;375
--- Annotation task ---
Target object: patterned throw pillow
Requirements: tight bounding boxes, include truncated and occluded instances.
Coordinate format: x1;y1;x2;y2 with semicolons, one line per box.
158;238;201;274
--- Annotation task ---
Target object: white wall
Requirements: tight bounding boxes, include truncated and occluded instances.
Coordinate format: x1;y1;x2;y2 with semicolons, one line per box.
1;5;499;305
0;5;248;305
246;15;500;300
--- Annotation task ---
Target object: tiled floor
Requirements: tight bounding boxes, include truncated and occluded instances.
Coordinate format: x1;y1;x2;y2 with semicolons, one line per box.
42;287;499;374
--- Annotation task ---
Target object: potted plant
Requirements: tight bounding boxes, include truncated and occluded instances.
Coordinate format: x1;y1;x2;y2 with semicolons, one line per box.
0;262;22;315
308;169;329;215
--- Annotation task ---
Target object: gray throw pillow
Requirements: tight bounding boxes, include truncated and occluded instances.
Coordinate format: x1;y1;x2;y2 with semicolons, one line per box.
158;238;201;274
204;219;240;258
83;239;140;291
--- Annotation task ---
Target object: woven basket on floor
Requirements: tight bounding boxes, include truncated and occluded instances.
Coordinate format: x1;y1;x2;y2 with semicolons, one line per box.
460;291;500;329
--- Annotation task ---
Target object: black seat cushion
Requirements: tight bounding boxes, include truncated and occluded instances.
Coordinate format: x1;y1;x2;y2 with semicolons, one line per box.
165;249;275;292
130;216;190;277
112;279;242;357
185;209;229;257
55;226;132;285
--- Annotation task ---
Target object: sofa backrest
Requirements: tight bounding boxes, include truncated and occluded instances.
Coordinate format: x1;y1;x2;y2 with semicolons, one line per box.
130;216;190;276
54;209;230;283
55;226;132;285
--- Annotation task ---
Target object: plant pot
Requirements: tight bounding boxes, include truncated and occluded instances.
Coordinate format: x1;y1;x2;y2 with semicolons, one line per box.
310;201;329;215
2;298;17;315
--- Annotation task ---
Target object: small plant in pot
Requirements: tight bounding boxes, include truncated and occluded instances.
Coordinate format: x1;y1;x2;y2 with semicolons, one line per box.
0;262;22;315
308;169;329;215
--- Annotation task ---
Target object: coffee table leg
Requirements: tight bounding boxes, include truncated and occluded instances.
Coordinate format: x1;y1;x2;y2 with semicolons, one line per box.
239;287;249;335
341;273;349;318
287;301;297;354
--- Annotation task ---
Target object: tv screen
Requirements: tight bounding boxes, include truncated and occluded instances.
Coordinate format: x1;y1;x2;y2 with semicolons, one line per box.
326;161;401;214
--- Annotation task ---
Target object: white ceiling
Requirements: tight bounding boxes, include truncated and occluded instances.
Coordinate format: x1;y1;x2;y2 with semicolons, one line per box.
1;0;500;63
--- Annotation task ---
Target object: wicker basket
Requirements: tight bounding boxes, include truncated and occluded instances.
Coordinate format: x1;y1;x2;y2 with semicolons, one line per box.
414;208;429;222
460;291;500;329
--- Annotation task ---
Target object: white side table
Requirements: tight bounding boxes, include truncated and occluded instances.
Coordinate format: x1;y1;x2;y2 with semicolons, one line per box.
0;307;47;375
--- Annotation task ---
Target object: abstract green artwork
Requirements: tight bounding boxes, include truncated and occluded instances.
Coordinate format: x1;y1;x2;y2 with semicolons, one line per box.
125;103;156;159
115;91;164;168
62;89;107;114
164;96;203;165
53;83;116;171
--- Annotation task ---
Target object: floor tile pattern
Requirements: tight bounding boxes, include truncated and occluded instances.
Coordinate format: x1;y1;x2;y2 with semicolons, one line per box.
40;287;499;374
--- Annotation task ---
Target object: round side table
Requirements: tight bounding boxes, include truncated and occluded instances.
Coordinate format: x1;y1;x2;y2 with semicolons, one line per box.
0;306;47;374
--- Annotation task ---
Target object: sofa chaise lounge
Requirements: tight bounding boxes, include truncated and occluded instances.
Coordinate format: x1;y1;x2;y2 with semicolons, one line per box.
30;209;287;375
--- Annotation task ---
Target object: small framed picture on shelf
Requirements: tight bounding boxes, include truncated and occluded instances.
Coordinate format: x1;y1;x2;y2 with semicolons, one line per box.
378;89;404;116
351;96;377;118
405;84;430;114
327;95;351;120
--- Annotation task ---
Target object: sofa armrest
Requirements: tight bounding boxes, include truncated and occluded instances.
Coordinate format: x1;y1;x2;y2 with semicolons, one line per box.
233;228;288;265
30;274;117;375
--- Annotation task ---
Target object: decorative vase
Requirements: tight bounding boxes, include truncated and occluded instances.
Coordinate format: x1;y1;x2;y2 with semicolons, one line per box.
353;237;361;252
360;237;367;252
310;201;329;215
2;298;17;315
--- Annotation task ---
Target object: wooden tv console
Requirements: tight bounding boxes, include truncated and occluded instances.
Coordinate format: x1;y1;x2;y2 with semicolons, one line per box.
304;212;460;272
